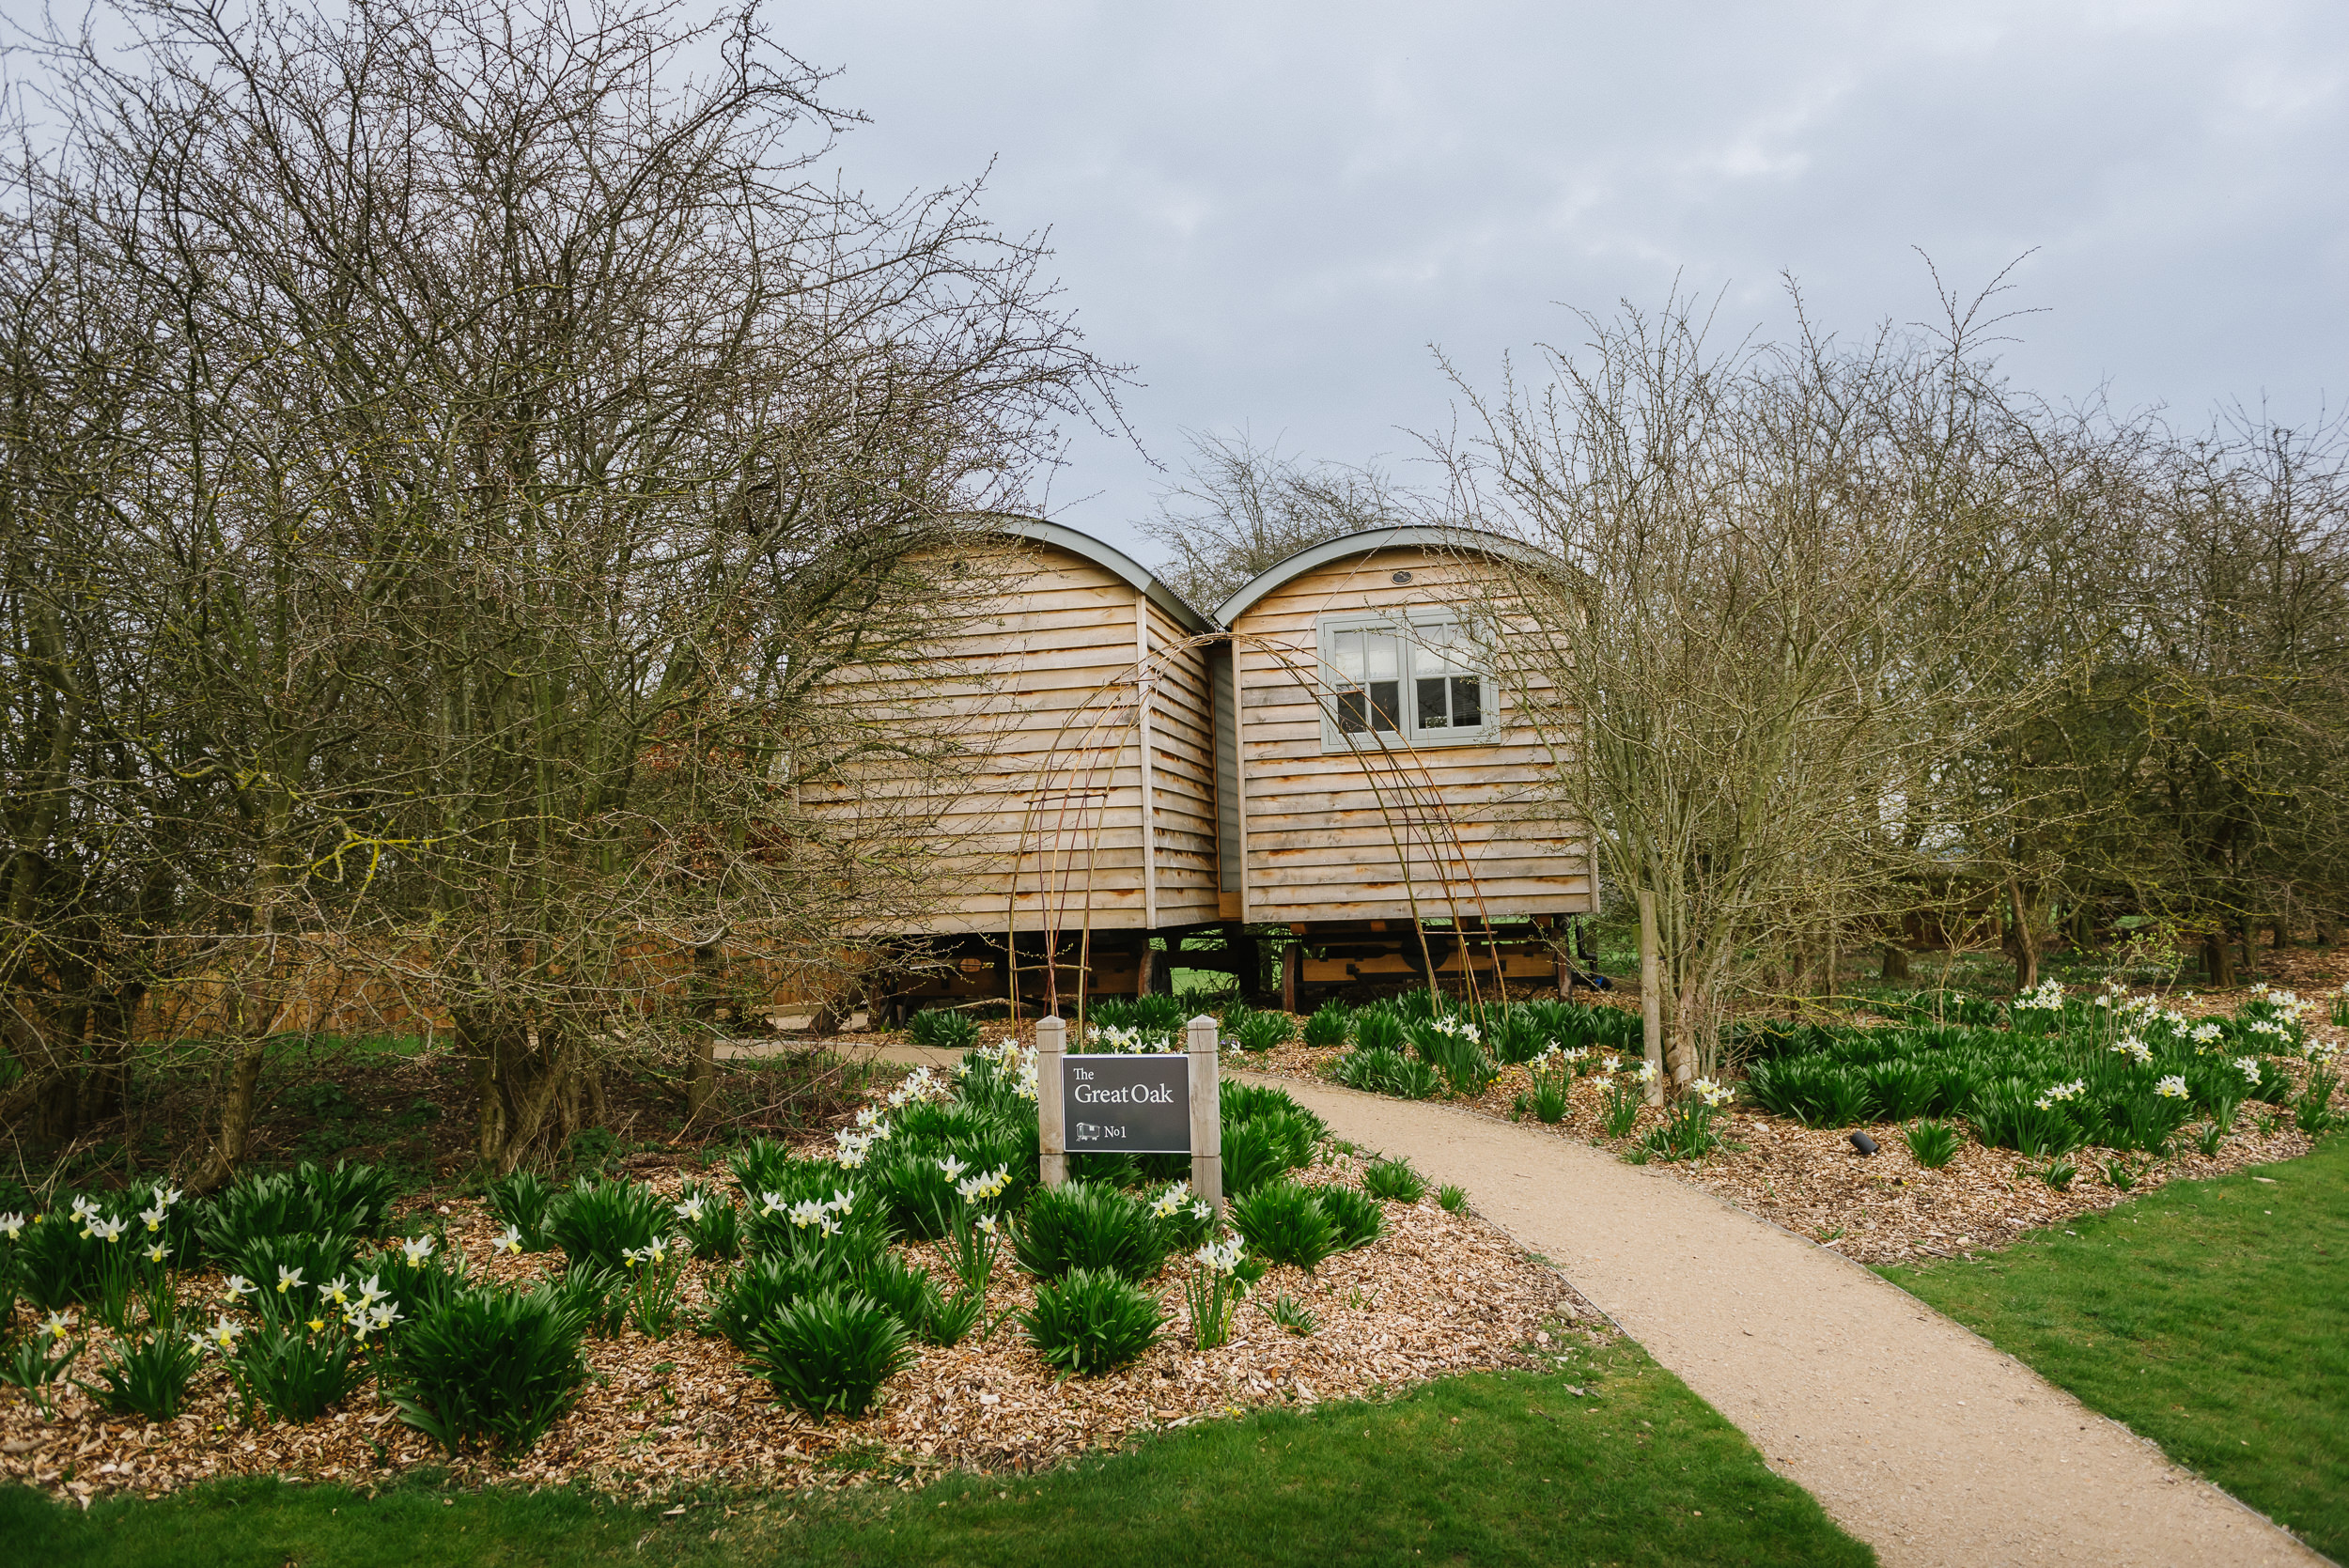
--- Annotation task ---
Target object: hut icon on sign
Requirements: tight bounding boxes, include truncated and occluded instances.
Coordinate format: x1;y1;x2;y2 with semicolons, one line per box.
1076;1123;1098;1140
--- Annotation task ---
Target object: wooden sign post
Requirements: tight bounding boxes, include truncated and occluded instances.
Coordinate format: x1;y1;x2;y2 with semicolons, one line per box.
1037;1014;1067;1188
1034;1010;1221;1215
1188;1013;1222;1213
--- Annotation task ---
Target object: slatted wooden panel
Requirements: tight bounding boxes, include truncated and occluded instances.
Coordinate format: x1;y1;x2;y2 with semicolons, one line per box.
1227;545;1593;924
814;540;1220;936
1143;598;1221;925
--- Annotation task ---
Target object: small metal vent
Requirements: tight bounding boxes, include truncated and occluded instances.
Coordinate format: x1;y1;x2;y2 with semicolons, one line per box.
1391;570;1413;584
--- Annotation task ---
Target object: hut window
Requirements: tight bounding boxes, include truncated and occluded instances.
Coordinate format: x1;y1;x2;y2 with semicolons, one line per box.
1316;613;1494;751
1328;627;1402;735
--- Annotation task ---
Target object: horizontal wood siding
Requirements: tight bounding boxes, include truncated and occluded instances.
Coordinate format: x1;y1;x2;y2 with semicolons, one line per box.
813;540;1218;937
1228;545;1592;925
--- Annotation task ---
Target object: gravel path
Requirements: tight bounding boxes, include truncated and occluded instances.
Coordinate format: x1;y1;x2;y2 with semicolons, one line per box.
1242;1074;2326;1568
793;1038;2325;1566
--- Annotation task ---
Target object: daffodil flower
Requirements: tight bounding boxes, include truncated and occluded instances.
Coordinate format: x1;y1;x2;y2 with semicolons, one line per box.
146;1241;170;1265
399;1235;435;1266
324;1275;352;1306
306;1317;327;1333
41;1312;71;1342
494;1225;523;1255
673;1198;705;1224
223;1273;258;1300
2155;1075;2189;1099
0;1212;25;1241
275;1265;305;1294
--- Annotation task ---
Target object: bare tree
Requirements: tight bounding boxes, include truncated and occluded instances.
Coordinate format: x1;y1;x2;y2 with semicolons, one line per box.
1138;428;1416;611
1443;286;2094;1084
3;0;1117;1177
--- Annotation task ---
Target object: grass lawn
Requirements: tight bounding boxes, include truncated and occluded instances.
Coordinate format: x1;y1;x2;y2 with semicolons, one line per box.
1881;1134;2348;1560
0;1341;1872;1567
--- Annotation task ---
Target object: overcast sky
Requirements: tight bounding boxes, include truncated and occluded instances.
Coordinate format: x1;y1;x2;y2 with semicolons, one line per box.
815;6;2340;560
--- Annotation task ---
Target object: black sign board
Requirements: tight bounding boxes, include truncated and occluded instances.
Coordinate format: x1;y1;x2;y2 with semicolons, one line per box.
1063;1053;1190;1154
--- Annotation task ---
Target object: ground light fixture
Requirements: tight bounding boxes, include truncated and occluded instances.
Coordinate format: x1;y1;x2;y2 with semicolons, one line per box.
1848;1131;1878;1157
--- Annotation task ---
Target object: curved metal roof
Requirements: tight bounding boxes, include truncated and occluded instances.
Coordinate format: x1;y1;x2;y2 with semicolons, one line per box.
975;514;1214;635
1211;525;1558;626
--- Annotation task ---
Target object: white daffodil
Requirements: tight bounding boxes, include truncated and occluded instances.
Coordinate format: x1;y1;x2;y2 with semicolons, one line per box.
0;1212;25;1241
203;1314;241;1351
673;1197;706;1224
1688;1078;1734;1108
494;1225;523;1255
399;1234;436;1266
153;1184;182;1210
89;1215;129;1243
356;1273;387;1306
275;1265;305;1295
973;1213;999;1235
1150;1182;1192;1219
2233;1055;2263;1085
2154;1075;2189;1099
222;1273;258;1300
1633;1061;1659;1085
825;1188;858;1214
1194;1236;1245;1275
139;1204;167;1233
787;1198;828;1229
936;1154;970;1182
145;1241;170;1265
40;1312;71;1342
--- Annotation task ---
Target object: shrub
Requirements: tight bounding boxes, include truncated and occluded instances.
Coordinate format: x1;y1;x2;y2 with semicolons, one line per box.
907;1008;981;1051
1021;1267;1161;1375
1315;1186;1383;1250
226;1233;359;1327
1361;1158;1425;1203
853;1252;941;1340
298;1161;405;1238
1904;1120;1961;1170
1233;1012;1293;1053
373;1231;468;1327
2294;1073;2339;1136
1012;1182;1167;1282
1437;1183;1469;1214
194;1173;324;1261
1220;1081;1327;1138
547;1178;669;1274
232;1324;364;1423
550;1265;630;1339
1219;1119;1293;1200
1352;1010;1405;1054
1486;1009;1548;1065
1866;1062;1937;1122
671;1181;742;1262
1332;1047;1438;1099
704;1252;847;1352
1228;1181;1340;1272
14;1213;99;1311
485;1171;560;1252
1969;1086;2086;1156
1530;1073;1570;1125
865;1149;966;1243
1301;1001;1351;1049
388;1285;588;1455
78;1320;202;1421
746;1288;914;1419
727;1138;802;1205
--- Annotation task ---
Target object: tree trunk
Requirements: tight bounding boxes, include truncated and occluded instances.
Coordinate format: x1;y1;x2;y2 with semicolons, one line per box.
2317;913;2339;949
2201;928;2236;988
1878;942;1911;983
459;1008;597;1174
190;1037;269;1194
2004;880;2039;992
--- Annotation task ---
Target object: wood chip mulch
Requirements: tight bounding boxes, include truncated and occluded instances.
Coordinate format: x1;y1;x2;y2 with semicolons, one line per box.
0;1152;1597;1509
